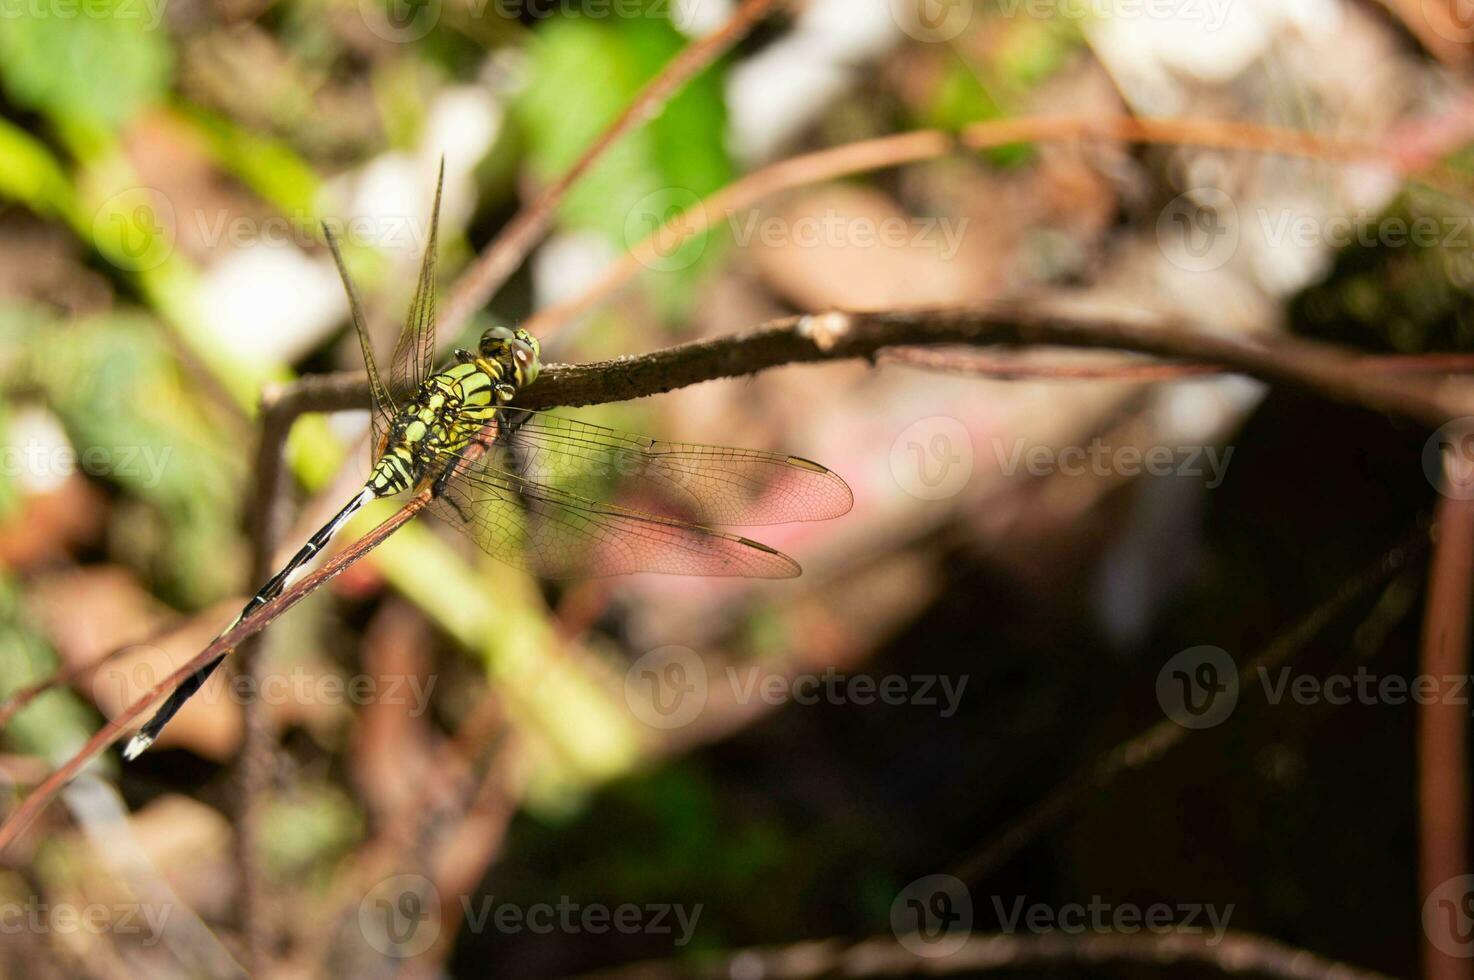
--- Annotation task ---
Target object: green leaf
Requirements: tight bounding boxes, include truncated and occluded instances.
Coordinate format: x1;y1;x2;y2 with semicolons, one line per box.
0;577;95;761
176;106;321;217
0;305;245;605
0;118;76;220
0;0;173;129
513;16;732;244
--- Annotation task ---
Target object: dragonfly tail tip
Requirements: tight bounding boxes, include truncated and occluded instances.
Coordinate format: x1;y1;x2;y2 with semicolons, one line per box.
121;733;154;761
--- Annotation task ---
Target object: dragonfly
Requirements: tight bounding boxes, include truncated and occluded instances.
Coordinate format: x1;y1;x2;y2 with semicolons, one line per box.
122;164;852;759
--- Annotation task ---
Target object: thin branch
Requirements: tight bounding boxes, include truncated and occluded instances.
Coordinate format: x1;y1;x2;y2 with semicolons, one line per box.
8;332;1469;730
436;0;785;338
881;348;1227;380
234;384;300;973
881;347;1474;380
2;304;1463;852
1418;460;1474;980
252;110;1474;440
0;615;202;732
526;113;1471;348
214;307;1474;427
949;523;1427;886
586;930;1397;980
0;494;431;853
511;308;1474;428
9;341;1465;735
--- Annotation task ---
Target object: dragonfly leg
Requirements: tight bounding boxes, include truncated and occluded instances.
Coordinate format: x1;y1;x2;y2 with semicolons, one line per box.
431;461;473;519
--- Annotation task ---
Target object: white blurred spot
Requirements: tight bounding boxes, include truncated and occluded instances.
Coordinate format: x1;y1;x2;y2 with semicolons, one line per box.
1088;0;1341;108
339;154;428;266
425;85;504;219
673;0;734;36
199;242;347;364
533;231;617;310
327;409;374;443
727;0;902;163
1159;375;1266;445
7;407;72;494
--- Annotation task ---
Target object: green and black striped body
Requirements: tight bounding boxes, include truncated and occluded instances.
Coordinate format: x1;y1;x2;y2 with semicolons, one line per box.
123;328;540;760
368;358;504;497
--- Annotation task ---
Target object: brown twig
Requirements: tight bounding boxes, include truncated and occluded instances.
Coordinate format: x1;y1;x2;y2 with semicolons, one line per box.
949;523;1428;886
1418;461;1474;980
233;385;300;973
436;0;786;339
881;347;1474;380
244;110;1474;475
2;304;1464;853
207;307;1474;427
0;493;431;853
4;308;1463;739
526;114;1471;348
181;0;772;919
880;348;1227;380
512;308;1474;428
0;615;204;732
584;930;1397;980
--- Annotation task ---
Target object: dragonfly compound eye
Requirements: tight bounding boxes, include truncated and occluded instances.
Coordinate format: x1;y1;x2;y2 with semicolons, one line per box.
479;325;516;356
511;339;540;384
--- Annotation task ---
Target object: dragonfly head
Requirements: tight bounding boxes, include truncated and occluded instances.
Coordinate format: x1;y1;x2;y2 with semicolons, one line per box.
478;325;541;393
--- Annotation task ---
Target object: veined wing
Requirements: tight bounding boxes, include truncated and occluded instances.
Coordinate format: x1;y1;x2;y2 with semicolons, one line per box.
429;453;803;578
325;225;396;449
493;408;853;528
389;159;445;403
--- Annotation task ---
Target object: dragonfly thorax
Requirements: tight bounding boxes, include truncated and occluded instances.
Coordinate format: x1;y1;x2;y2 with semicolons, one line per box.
368;361;503;496
366;329;538;498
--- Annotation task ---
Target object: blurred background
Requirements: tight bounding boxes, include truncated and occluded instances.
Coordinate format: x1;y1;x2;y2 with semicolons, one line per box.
2;0;1473;976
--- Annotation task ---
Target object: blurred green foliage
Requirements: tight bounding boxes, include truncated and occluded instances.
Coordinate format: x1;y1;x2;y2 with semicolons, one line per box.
1292;186;1474;351
0;307;244;606
261;785;364;880
0;0;172;130
0;579;94;762
514;15;731;311
515;17;732;238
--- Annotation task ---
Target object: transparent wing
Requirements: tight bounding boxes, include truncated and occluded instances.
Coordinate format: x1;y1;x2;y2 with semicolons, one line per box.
430;469;801;579
424;410;852;578
325;224;395;449
495;408;854;527
389;159;445;403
